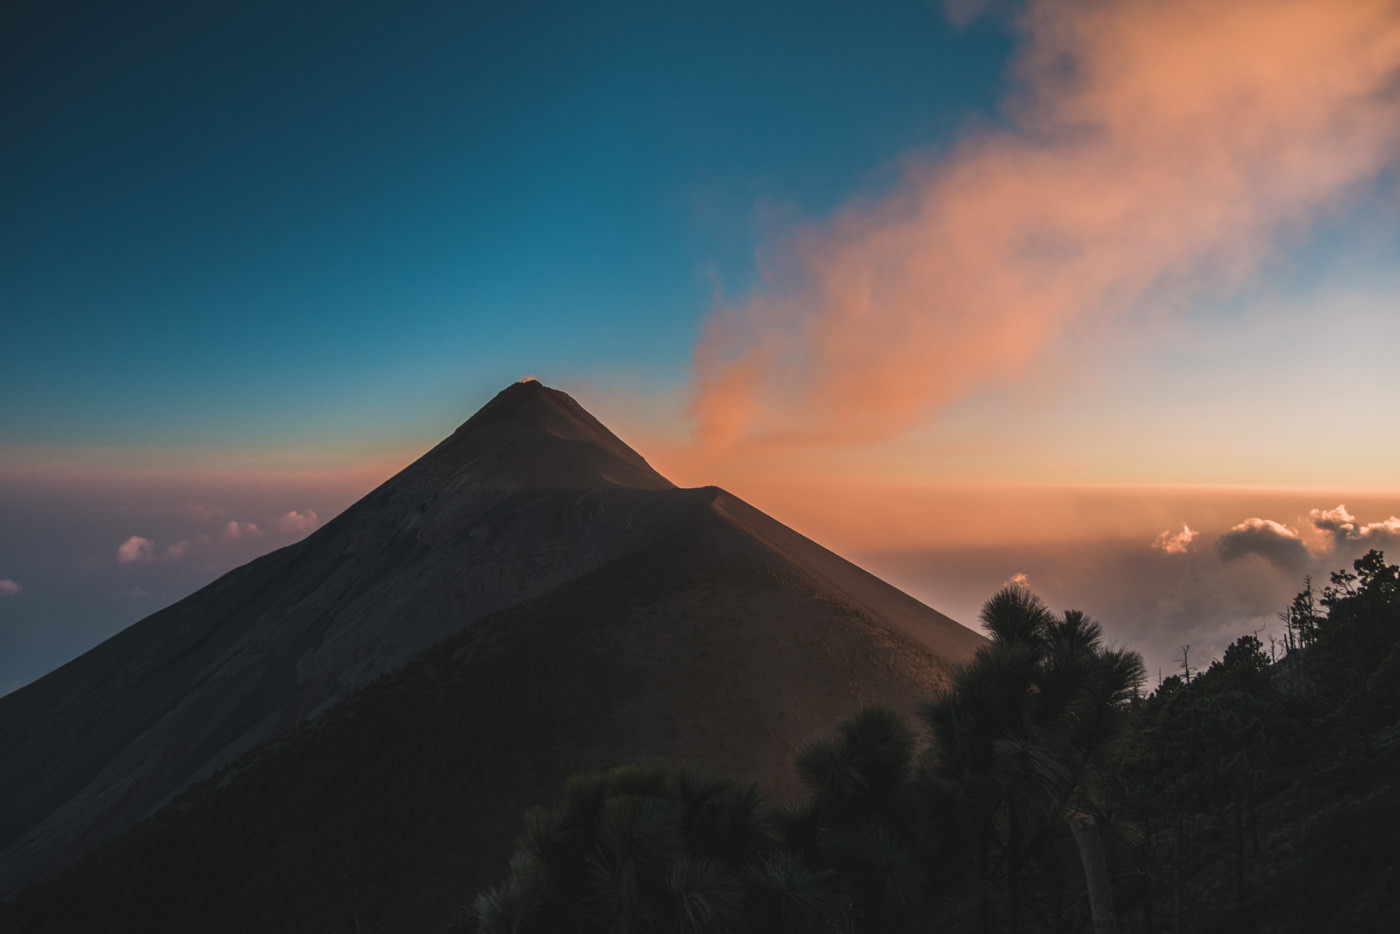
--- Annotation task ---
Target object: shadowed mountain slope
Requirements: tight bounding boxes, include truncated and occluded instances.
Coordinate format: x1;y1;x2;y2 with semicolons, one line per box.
0;380;982;917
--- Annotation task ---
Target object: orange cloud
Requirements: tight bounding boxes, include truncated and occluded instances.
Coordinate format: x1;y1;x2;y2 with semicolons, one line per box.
1152;524;1198;555
691;0;1400;450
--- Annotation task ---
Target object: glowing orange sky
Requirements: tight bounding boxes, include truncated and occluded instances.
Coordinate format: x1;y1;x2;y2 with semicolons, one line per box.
691;0;1400;452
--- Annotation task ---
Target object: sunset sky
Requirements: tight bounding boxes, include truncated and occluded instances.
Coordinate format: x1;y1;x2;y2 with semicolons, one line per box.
3;0;1399;693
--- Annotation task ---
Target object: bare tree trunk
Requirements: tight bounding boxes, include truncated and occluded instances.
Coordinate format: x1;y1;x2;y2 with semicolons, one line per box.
1069;812;1119;934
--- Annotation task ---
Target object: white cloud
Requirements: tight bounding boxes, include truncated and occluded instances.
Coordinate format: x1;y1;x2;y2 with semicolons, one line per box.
165;540;190;560
222;521;263;541
1152;524;1198;555
0;579;21;597
117;536;155;564
1003;571;1030;588
277;509;319;535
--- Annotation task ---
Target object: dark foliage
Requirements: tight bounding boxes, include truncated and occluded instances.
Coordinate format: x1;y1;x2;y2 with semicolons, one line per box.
468;587;1145;934
1110;550;1400;934
457;764;851;934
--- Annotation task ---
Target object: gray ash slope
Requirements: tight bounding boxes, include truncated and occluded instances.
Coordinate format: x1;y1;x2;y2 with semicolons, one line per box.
0;380;982;900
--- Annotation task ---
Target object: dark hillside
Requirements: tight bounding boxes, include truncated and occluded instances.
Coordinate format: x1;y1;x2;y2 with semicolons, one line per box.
2;487;975;934
0;380;683;897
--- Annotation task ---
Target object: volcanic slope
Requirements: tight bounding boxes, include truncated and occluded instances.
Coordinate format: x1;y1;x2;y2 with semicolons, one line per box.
0;380;983;920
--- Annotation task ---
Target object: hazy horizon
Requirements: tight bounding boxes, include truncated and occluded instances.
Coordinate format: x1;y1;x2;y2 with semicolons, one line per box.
3;404;1396;695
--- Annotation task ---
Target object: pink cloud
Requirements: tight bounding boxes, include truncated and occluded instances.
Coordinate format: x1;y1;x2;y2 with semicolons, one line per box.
690;0;1400;450
117;536;190;564
0;579;21;597
277;509;319;535
1308;505;1400;552
1152;524;1198;555
117;536;155;564
222;521;263;541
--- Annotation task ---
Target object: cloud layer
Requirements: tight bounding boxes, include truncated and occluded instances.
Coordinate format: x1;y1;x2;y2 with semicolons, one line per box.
691;0;1400;449
867;505;1397;682
0;579;20;597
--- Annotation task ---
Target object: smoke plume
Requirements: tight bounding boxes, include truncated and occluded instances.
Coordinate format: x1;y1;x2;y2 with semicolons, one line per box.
692;0;1400;449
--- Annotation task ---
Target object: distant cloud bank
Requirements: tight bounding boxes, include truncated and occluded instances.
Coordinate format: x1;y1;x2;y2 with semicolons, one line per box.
1206;506;1400;575
0;579;21;597
111;508;310;573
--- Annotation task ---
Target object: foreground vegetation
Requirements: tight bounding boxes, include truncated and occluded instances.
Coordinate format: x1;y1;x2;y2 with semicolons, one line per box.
465;550;1400;933
2;551;1394;933
1111;549;1400;932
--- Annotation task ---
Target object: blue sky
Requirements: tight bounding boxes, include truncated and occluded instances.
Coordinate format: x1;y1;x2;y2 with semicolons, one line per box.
3;0;1011;451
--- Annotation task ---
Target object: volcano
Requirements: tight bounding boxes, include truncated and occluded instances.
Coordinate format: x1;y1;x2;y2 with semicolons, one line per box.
0;380;983;929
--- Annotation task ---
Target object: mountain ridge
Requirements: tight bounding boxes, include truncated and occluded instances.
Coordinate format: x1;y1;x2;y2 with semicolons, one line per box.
0;381;982;907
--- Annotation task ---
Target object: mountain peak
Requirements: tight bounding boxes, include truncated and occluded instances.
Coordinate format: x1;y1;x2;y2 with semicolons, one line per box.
424;379;673;491
0;378;982;911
